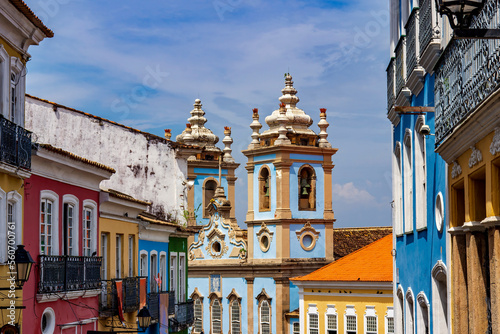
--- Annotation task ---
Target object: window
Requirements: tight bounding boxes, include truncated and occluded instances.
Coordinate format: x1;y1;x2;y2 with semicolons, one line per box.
432;261;448;334
345;306;357;334
326;305;338;334
40;191;59;256
396;287;404;334
9;72;16;122
170;252;178;302
179;253;186;302
308;304;319;334
260;300;271;334
160;252;167;292
470;167;486;222
82;200;97;257
0;47;9;117
101;233;108;279
63;204;75;256
385;307;394;334
451;180;465;227
416;293;429;334
393;142;403;236
406;289;415;334
116;234;122;279
230;299;241;334
414;118;427;230
9;58;25;126
403;129;413;233
298;165;316;210
128;235;134;277
259;166;271;211
364;306;377;334
211;298;222;334
293;322;300;334
193;297;203;333
140;251;148;277
203;179;217;217
150;252;158;292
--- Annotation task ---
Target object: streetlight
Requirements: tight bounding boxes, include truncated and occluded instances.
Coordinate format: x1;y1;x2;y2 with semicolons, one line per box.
436;0;500;38
14;245;34;288
137;307;152;330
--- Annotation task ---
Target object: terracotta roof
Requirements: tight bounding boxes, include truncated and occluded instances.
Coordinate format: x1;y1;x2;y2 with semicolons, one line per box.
333;226;392;260
37;144;116;173
26;94;200;150
292;234;393;282
102;189;151;206
8;0;54;37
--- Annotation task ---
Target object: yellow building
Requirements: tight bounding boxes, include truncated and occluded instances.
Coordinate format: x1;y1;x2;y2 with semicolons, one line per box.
291;234;394;334
98;189;149;331
0;1;52;332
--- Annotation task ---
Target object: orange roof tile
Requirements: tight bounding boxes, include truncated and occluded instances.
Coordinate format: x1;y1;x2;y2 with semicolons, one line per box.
8;0;54;37
292;234;393;282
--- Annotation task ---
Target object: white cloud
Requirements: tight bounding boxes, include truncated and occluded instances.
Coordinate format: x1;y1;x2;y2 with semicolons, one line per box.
333;182;375;203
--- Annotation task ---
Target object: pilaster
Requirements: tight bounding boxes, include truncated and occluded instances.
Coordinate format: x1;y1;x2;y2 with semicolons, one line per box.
246;163;255;221
451;232;468;334
246;277;254;334
323;162;334;220
489;226;500;333
466;230;488;333
274;161;292;219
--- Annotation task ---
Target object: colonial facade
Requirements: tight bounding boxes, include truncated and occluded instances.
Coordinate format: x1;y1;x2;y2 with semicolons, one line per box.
432;0;500;332
387;0;449;333
291;234;394;334
0;1;52;332
186;74;337;334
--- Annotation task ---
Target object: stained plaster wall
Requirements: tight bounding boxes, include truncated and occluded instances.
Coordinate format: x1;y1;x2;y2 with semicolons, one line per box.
25;97;188;222
289;223;325;258
393;73;447;332
289;161;325;219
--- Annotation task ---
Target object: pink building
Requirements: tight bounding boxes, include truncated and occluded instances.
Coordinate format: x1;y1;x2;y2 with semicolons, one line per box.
23;144;114;334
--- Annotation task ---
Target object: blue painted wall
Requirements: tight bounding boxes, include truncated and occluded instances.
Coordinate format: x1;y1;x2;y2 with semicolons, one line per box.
253;223;277;259
289;223;325;258
289;281;299;311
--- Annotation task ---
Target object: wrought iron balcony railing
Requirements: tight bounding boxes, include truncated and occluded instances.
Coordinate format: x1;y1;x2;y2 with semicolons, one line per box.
387;58;396;111
395;36;407;97
435;0;500;145
148;291;160;323
38;255;102;293
100;276;147;317
419;0;435;54
406;9;419;77
0;115;31;170
170;299;194;333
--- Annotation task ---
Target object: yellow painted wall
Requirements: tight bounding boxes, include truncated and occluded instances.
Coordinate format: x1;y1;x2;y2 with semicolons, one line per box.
0;36;24;62
302;288;393;334
0;173;25;328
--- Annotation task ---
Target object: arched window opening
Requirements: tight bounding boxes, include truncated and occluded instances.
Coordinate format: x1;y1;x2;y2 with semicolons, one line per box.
259;167;271;211
260;300;271;334
203;179;218;217
298;166;316;210
211;298;222;334
193;297;203;333
231;299;241;334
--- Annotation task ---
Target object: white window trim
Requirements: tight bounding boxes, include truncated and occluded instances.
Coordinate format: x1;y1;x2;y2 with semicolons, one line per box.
170;252;178;302
230;298;241;334
325;304;338;334
101;233;108;280
193;297;204;333
159;251;167;292
179;252;186;302
414;117;427;231
0;187;6;262
116;234;123;279
82;199;97;256
403;129;414;234
211;297;222;334
307;304;319;334
7;191;22;247
140;250;148;277
345;305;357;334
396;286;404;334
128;235;134;277
393;141;403;236
406;288;415;334
150;250;158;292
432;261;448;334
416;292;430;334
259;299;271;334
40;190;59;255
10;57;25;127
364;306;377;334
385;307;394;334
62;194;79;256
0;46;9;117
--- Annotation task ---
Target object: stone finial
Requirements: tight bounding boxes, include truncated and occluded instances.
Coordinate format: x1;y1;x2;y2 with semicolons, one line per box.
249;108;262;149
164;129;172;140
183;124;194;143
318;108;332;148
222;126;234;162
274;103;291;145
176;99;219;152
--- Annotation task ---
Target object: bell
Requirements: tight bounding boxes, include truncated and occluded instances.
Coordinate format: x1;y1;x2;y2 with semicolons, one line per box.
301;187;309;196
264;179;270;197
265;187;270;197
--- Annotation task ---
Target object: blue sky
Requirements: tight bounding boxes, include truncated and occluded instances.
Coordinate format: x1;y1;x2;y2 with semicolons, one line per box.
24;0;392;228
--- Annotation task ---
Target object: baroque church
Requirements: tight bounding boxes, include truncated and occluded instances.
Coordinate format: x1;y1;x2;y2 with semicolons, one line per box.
176;75;337;334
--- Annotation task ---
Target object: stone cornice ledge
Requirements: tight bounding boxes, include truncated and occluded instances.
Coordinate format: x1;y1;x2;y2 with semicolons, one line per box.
480;216;500;227
462;221;485;232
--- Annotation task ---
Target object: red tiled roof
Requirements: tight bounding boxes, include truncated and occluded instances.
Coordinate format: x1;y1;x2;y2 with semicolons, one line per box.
333;226;392;260
292;234;393;282
26;94;200;150
8;0;54;37
38;144;116;173
102;189;151;206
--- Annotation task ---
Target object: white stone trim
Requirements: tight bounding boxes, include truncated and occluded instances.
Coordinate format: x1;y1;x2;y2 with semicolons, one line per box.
385;306;394;334
82;199;97;256
7;190;22;247
40;190;59;255
62;194;79;256
405;288;415;334
403;129;413;234
393;141;403;236
364;305;377;334
435;192;444;233
416;292;430;334
10;56;25;127
0;45;9;117
414;117;427;231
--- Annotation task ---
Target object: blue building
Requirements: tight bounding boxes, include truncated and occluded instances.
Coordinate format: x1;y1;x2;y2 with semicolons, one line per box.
183;75;337;334
387;0;449;332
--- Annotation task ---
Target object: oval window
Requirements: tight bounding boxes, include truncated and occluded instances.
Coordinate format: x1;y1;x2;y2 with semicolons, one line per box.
435;192;444;232
212;241;221;254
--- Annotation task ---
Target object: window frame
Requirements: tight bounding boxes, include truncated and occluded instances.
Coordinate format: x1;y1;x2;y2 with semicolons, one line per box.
385;307;394;334
298;164;317;211
0;46;9;117
40;190;59;256
160;251;167;292
258;165;271;212
170;252;178;303
179;252;186;302
128;235;134;277
82;199;97;257
414;117;427;231
325;304;338;334
307;304;319;334
393;141;403;236
62;194;79;256
101;232;109;279
7;191;22;248
416;292;430;334
116;234;123;279
150;250;158;292
345;305;357;334
210;297;222;334
203;178;218;218
403;129;413;234
140;250;148;277
9;57;25;126
406;288;415;334
364;306;377;334
230;298;241;334
192;295;204;333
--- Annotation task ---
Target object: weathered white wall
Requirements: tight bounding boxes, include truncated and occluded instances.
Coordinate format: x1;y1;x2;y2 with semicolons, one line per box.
25;96;189;223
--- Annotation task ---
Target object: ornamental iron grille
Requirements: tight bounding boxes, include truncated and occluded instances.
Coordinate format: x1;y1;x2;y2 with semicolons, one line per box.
100;279;118;317
406;9;420;76
172;299;194;331
38;255;102;293
148;291;160;322
0;115;31;169
435;0;500;145
122;276;140;313
387;58;396;111
395;36;407;97
419;0;440;54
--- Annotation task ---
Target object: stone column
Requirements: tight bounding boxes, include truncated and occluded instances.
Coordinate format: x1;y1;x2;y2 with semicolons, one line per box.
246;277;254;334
466;229;489;334
323;163;334;220
274;161;292;219
274;277;290;334
489;226;500;333
246;164;255;221
451;232;468;334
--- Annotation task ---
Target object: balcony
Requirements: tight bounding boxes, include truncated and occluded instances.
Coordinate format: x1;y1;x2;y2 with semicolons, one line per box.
38;256;102;300
100;276;146;318
405;8;425;95
170;299;194;333
0;115;31;170
395;36;411;106
419;0;442;72
435;0;500;146
387;58;396;112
